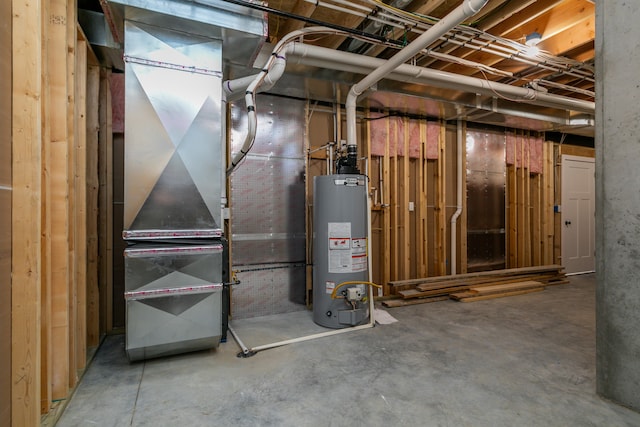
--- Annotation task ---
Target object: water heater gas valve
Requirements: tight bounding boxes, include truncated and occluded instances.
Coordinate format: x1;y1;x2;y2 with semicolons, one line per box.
346;287;364;302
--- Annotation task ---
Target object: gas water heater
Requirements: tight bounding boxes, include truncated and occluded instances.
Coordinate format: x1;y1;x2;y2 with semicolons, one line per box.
313;174;370;328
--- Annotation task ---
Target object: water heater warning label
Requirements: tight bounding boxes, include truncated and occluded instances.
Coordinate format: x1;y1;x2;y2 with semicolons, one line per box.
328;222;367;273
325;281;336;294
329;238;350;249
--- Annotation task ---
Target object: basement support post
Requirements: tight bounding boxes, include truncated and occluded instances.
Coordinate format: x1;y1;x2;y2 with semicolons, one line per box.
595;1;640;412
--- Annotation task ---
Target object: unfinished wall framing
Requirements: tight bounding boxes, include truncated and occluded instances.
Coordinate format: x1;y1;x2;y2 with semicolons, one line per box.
98;68;114;335
305;106;559;296
306;107;457;294
10;1;107;422
506;131;555;269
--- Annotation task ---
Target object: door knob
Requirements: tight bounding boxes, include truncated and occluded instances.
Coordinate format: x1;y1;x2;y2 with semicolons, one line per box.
565;220;572;226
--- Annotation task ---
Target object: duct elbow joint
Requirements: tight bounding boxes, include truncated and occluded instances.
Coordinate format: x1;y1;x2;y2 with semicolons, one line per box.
345;90;358;109
265;54;287;87
464;0;489;15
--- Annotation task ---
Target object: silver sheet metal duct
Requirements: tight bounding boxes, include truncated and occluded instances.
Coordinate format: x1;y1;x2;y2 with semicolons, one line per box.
116;0;267;359
124;244;224;360
230;95;306;265
77;9;124;70
229;95;307;319
108;0;267;68
123;20;225;360
123;21;224;238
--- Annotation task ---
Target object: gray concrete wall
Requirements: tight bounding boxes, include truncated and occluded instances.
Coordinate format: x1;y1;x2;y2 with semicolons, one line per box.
0;1;11;424
595;1;640;412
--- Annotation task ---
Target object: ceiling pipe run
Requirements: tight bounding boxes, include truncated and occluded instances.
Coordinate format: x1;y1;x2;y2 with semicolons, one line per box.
286;42;595;115
224;1;595;175
344;0;489;151
224;37;595;175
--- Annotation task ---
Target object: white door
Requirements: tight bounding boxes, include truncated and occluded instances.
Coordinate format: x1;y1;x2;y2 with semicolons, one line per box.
561;155;595;274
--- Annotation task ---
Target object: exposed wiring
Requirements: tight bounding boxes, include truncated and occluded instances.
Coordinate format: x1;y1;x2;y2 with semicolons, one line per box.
367;0;439;26
220;0;592;99
272;0;285;43
216;0;403;46
427;49;514;77
478;68;538;104
361;0;593;82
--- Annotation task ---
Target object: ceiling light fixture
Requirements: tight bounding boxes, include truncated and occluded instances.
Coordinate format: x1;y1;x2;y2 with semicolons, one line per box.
525;32;542;47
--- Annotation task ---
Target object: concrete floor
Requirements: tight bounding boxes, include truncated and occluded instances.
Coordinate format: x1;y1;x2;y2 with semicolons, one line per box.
57;274;640;426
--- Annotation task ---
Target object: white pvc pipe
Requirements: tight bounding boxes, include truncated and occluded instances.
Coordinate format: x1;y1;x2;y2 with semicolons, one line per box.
223;74;258;102
286;43;595;114
301;0;587;83
248;322;374;353
223;55;286;103
227;324;251;355
344;0;489;149
226;15;594;176
226;27;347;176
450;119;464;275
230;286;376;355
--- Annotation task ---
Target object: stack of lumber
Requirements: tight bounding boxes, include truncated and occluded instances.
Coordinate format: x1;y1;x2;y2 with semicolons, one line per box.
449;280;544;302
382;265;567;308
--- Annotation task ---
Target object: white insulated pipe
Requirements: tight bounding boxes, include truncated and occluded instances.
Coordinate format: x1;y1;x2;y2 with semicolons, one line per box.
225;27;348;176
450;119;464;275
229;281;377;356
225;17;594;176
344;0;489;149
286;43;595;115
244;321;374;354
227;324;251;355
224;8;593;182
223;56;286;103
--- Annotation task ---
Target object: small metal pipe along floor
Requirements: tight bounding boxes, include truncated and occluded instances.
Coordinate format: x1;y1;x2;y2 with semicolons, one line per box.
56;274;640;426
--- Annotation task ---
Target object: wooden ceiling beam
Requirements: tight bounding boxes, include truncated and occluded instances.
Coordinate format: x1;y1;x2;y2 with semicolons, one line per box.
562;41;595;62
413;0;569;70
421;0;592;74
538;15;595;56
265;0;595;100
540;72;594;88
408;0;450;17
477;0;538;31
276;0;318;40
464;37;594;81
488;0;566;37
433;10;594;83
501;0;594;46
